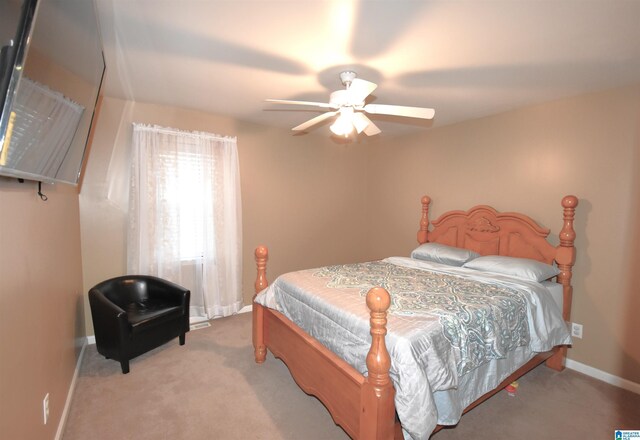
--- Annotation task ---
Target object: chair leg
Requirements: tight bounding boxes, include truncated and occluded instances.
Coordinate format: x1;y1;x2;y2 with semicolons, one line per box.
120;360;130;374
179;333;186;345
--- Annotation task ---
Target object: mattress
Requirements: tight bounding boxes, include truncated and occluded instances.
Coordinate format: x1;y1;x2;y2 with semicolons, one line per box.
255;257;571;440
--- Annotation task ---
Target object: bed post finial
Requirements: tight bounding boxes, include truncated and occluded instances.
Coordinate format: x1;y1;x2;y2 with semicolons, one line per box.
360;287;395;439
556;195;578;288
254;245;269;296
253;245;269;363
417;195;431;244
365;287;391;386
559;195;578;246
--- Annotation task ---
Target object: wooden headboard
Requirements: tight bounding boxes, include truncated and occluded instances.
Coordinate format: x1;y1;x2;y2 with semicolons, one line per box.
416;195;578;323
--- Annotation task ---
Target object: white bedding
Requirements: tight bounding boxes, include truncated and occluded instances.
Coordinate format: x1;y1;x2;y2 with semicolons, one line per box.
541;280;564;313
255;257;571;439
432;278;567;424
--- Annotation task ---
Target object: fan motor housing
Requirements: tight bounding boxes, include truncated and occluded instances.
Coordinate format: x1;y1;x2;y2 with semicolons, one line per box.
339;70;357;86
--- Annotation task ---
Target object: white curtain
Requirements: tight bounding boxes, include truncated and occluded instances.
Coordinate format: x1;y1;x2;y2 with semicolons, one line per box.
128;123;242;319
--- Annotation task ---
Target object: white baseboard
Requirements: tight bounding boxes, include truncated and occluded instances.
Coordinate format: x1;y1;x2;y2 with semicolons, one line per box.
565;359;640;395
55;340;87;440
238;304;252;314
86;335;95;345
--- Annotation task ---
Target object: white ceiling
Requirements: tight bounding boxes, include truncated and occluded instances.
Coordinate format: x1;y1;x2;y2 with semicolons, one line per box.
95;0;640;138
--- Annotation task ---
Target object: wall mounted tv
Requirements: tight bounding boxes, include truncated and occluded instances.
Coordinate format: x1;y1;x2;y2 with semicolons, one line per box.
0;0;105;185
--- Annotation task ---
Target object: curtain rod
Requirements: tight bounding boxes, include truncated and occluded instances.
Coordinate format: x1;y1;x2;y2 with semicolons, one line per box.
132;123;236;142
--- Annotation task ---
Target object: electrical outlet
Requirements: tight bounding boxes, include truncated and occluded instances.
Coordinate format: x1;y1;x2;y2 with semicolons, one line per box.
571;322;583;339
43;393;49;425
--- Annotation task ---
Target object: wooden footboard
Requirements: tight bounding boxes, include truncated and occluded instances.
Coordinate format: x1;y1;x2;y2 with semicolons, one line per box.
252;247;397;439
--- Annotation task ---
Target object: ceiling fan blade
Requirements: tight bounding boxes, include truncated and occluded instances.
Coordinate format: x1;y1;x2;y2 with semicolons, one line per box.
266;99;335;109
363;122;382;136
352;112;381;136
346;78;377;104
353;113;382;136
352;112;369;134
292;111;338;131
363;103;435;119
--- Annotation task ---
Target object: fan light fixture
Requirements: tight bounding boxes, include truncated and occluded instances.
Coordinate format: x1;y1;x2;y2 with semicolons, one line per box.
330;107;354;137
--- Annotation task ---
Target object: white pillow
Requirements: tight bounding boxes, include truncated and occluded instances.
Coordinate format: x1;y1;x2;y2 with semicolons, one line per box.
411;243;480;267
462;255;560;282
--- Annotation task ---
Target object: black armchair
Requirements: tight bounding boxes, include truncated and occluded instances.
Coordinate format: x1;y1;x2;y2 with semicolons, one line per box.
89;275;190;374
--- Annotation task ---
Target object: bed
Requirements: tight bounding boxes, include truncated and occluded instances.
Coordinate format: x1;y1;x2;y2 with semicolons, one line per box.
252;195;578;439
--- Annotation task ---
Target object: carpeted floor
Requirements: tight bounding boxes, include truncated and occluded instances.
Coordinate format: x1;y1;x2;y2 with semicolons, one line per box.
63;313;640;440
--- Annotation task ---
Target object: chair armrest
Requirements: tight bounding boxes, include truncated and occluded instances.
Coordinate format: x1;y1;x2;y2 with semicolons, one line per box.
142;276;191;333
143;276;190;307
89;289;127;317
89;289;130;351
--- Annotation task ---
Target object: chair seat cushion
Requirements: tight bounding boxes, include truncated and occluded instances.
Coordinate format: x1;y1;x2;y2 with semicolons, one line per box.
126;299;183;333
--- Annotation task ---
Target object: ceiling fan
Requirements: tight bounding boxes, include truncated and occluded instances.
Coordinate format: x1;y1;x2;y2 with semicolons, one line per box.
266;71;435;137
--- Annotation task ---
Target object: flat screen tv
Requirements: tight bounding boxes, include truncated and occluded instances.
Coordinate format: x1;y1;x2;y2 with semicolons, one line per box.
0;0;105;185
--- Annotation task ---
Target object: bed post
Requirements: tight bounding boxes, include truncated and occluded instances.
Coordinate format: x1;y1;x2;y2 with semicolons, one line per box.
417;195;431;244
360;287;395;440
546;195;578;371
253;245;269;363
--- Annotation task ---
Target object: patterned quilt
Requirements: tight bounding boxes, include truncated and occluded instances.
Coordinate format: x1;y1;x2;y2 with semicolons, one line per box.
255;257;571;440
314;261;531;376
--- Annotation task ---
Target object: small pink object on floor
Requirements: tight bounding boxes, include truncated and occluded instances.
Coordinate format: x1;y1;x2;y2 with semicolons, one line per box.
505;381;519;397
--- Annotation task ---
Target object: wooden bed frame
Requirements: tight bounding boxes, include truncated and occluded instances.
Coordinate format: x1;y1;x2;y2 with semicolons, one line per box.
252;195;578;439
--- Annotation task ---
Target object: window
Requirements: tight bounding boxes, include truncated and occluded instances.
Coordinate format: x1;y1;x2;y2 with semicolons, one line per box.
159;149;214;261
128;123;242;319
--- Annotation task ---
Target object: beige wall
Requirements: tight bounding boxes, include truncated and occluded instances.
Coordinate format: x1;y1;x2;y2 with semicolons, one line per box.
0;179;85;439
80;97;371;335
366;84;640;384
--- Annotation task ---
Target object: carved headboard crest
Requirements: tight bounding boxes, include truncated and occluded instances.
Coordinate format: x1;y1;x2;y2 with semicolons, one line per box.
416;197;577;266
466;216;500;233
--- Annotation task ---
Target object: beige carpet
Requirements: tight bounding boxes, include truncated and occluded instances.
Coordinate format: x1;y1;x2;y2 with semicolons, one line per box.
63;313;640;439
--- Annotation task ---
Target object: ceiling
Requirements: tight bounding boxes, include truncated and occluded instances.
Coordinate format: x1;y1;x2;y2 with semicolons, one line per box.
95;0;640;138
